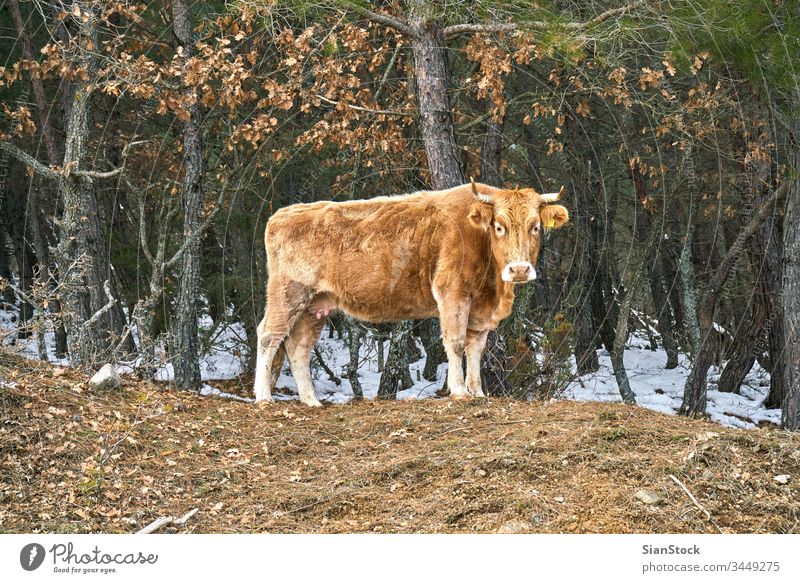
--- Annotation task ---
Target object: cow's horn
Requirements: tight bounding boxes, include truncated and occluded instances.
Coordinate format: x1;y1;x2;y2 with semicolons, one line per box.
539;186;565;203
471;177;493;205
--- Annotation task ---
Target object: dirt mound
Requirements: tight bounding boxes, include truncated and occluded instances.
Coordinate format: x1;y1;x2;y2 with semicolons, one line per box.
1;351;798;533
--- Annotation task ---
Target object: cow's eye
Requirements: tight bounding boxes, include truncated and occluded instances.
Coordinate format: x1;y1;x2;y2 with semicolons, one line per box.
531;224;541;235
494;224;505;237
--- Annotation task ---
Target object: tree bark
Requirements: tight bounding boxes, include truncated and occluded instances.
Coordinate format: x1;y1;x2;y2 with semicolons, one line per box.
783;90;800;429
10;0;69;357
418;318;446;381
345;320;364;399
630;160;679;368
681;180;790;417
54;2;126;367
718;136;783;396
171;0;205;390
760;178;786;408
378;320;414;399
566;113;600;374
408;0;464;189
610;224;660;404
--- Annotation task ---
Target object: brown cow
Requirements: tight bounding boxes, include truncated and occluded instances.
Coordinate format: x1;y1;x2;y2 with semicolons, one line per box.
253;181;569;406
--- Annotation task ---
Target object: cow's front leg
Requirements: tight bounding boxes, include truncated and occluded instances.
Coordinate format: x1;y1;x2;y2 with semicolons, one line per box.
437;295;470;399
465;329;489;397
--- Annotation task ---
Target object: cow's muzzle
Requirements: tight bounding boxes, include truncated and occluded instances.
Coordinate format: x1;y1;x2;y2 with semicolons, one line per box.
502;261;536;283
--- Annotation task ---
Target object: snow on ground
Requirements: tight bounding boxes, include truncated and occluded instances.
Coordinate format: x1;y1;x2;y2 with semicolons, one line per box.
0;308;69;366
0;306;781;429
271;331;444;404
153;315;247;382
562;333;781;429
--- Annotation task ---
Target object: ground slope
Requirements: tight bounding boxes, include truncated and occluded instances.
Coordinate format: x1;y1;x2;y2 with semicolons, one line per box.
1;352;798;534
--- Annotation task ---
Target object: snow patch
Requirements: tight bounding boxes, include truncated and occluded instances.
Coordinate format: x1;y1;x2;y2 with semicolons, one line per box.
1;305;782;429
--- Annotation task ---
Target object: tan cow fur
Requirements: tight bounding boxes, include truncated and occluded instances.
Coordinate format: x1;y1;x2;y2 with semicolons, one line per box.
254;182;569;406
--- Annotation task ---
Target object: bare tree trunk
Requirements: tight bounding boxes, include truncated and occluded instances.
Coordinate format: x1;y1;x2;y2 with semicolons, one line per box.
54;2;125;367
171;0;204;390
630;161;679;368
680;152;702;357
718;141;782;395
408;0;463;189
418;318;446;381
610;225;660;404
378;320;414;399
760;159;786;408
10;0;68;358
660;202;686;344
783;92;800;429
345;320;364;400
716;309;763;394
681;180;790;417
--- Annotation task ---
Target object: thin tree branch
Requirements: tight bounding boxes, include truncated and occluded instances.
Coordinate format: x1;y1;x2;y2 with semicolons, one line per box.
457;91;539;132
442;1;647;39
76;167;124;180
0;140;60;180
313;344;342;385
81;280;117;330
136;508;198;534
703;178;790;304
314;94;414;117
338;2;414;38
0;141;124;182
164;181;227;269
129;176;157;267
374;43;402;102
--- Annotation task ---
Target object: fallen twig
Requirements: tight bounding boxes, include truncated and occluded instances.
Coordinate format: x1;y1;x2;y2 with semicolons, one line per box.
669;474;722;532
136;508;198;534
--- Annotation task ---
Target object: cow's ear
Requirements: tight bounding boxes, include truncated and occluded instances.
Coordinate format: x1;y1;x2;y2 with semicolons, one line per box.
540;204;569;229
468;204;492;231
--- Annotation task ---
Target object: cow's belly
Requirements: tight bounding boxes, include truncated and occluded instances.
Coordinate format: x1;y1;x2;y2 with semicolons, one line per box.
318;238;439;322
322;278;438;323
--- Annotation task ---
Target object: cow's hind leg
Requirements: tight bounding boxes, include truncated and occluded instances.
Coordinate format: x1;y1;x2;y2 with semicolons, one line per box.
285;312;326;407
436;295;471;399
254;316;286;402
465;329;489;397
254;278;313;402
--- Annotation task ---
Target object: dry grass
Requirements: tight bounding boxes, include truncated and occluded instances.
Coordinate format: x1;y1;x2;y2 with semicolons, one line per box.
1;350;799;534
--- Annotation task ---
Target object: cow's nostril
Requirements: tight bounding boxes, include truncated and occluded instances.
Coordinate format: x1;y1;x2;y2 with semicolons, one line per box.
504;262;535;282
512;264;529;275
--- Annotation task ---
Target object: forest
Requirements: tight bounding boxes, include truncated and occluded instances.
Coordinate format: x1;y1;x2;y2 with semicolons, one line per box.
1;0;799;430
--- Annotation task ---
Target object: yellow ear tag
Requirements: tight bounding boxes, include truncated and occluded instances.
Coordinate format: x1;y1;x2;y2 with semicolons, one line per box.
544;218;555;228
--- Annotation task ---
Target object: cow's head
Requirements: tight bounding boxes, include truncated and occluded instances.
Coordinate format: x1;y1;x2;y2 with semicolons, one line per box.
468;179;569;283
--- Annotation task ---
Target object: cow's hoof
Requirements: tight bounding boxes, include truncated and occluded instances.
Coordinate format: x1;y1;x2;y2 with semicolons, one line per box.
450;393;472;401
301;398;323;407
255;397;274;406
466;387;486;398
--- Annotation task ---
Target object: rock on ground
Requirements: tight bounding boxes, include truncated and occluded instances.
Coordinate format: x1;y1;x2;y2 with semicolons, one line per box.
89;364;121;390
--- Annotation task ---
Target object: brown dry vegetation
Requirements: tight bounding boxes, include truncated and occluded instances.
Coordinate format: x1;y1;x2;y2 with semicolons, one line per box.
1;350;799;534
